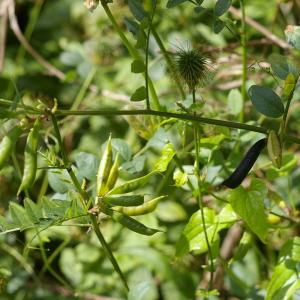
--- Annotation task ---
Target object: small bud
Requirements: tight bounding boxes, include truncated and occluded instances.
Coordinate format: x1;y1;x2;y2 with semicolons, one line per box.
267;130;282;169
84;0;99;12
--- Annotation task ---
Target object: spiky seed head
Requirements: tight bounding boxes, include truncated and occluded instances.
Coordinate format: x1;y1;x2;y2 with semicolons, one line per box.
175;48;209;91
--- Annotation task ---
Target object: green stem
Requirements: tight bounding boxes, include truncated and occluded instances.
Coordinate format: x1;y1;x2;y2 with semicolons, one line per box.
90;215;129;290
100;1;161;110
16;0;44;64
50;113;129;291
151;28;186;99
71;67;97;110
37;232;71;288
56;108;267;133
239;0;247;123
145;1;157;110
192;90;214;290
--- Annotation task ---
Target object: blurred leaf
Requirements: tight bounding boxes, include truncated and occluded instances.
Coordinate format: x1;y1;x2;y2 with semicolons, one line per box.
266;237;300;299
128;280;158;300
24;198;42;224
131;86;147;101
9;203;32;229
213;18;226;33
128;0;148;22
227;89;243;115
173;169;188;187
156;201;187;222
122;155;146;174
131;59;146;73
215;0;232;16
166;0;188;8
75;152;99;181
60;248;82;285
154;143;175;172
48;169;73;194
228;179;268;242
268;54;299;80
248;85;284;118
285;25;300;50
176;207;233;257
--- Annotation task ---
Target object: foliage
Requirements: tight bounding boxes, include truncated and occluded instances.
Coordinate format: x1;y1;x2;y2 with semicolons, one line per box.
0;0;300;299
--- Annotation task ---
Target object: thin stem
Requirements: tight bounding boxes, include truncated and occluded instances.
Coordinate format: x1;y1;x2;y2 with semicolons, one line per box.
37;232;71;288
50;113;129;291
56;109;267;133
192;90;214;290
239;0;247;123
145;2;157;109
100;1;161;110
71;67;97;110
90;215;129;290
151;28;186;99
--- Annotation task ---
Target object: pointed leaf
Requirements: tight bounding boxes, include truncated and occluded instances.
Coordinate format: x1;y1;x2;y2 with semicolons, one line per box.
228;178;268;242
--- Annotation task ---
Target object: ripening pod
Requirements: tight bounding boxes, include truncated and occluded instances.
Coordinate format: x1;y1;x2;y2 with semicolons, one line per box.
267;130;282;169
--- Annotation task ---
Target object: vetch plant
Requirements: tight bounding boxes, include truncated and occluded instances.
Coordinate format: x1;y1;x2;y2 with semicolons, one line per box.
0;0;300;299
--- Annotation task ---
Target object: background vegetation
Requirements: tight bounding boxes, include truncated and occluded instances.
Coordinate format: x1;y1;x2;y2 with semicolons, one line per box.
0;0;300;299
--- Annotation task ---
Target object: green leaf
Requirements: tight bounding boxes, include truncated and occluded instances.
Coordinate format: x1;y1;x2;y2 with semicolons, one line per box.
75;152;99;181
215;0;232;17
131;59;145;73
128;281;158;300
154;143;175;172
176;207;233;257
135;29;147;49
107;209;161;236
131;86;147;101
122;155;146;174
265;262;296;300
24;198;42;224
248;85;284;118
9;202;33;229
128;0;148;22
269;54;289;79
228;179;268;242
213;18;225;34
199;134;226;147
227;88;243;115
166;0;188;8
285;25;300;50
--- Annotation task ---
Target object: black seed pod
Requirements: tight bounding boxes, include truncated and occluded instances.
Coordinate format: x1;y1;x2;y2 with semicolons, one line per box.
222;138;267;189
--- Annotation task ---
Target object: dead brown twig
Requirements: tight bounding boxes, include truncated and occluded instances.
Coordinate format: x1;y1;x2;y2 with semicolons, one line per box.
0;0;9;72
228;6;291;49
7;0;65;80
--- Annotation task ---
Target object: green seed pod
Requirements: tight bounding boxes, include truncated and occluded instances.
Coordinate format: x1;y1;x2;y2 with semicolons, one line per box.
115;195;166;216
105;208;160;236
102;194;144;207
18;119;41;195
0;126;22;170
106;153;120;191
108;171;156;195
97;135;113;196
267;130;282;168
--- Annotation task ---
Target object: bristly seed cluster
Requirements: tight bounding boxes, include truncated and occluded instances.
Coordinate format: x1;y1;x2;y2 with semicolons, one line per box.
174;47;210;91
